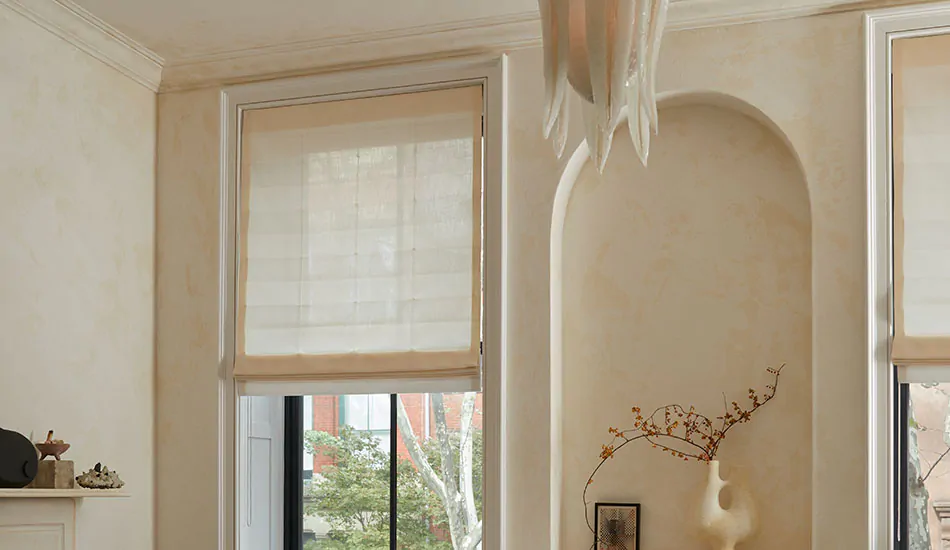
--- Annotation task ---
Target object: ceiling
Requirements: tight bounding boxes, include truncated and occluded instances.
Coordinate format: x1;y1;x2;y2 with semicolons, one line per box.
71;0;538;62
62;0;920;91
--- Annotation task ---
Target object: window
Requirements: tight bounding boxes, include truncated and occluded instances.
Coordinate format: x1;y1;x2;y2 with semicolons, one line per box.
342;394;391;452
887;30;950;550
343;395;391;431
235;86;483;383
228;58;504;550
898;383;950;549
297;392;483;549
891;34;950;368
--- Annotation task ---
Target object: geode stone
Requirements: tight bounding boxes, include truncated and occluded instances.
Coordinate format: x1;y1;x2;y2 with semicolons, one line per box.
75;462;124;489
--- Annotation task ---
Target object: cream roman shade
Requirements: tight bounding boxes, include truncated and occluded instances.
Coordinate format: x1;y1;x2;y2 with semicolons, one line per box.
236;86;484;383
892;35;950;366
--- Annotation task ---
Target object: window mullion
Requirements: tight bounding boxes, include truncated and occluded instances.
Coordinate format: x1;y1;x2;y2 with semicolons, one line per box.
896;380;909;550
284;396;304;550
390;393;398;550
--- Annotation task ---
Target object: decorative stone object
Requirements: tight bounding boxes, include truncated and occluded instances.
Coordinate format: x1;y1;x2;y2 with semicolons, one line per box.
700;461;755;550
35;430;70;461
76;462;124;490
33;460;75;489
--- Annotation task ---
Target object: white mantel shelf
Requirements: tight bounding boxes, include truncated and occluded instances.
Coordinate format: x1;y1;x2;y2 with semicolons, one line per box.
0;488;128;499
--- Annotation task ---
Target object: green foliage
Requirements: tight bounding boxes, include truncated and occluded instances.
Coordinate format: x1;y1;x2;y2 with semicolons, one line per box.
304;428;390;548
303;423;482;550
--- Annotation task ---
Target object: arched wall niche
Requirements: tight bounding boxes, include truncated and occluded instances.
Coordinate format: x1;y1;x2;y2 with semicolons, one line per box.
549;91;813;550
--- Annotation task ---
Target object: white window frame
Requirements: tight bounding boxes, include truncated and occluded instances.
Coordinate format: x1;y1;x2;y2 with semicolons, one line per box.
218;55;508;550
868;5;950;549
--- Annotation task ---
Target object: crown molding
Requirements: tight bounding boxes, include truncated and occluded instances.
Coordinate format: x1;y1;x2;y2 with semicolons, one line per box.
666;0;931;30
159;0;935;92
159;12;540;92
0;0;163;92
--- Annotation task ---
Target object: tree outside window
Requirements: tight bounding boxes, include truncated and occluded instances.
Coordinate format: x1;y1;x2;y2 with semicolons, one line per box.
304;392;483;550
906;383;950;549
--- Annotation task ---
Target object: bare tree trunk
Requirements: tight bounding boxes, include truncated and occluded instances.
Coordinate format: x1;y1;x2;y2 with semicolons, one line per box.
458;393;479;537
396;395;483;550
909;394;933;549
395;397;448;503
432;394;464;548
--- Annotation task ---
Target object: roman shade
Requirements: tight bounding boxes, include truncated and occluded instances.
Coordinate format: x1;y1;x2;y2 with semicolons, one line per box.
235;85;484;384
892;35;950;366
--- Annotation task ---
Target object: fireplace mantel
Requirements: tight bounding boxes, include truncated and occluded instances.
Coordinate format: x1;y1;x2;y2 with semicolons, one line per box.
0;489;128;550
0;488;128;499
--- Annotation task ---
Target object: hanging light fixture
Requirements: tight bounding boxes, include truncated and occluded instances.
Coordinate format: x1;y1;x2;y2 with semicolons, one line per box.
539;0;670;171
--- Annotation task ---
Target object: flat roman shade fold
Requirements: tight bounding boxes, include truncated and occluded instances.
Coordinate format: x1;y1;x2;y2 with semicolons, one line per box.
235;86;484;383
892;35;950;366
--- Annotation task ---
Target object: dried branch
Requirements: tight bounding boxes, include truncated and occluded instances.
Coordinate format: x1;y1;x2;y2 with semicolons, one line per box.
583;364;786;546
924;446;950;482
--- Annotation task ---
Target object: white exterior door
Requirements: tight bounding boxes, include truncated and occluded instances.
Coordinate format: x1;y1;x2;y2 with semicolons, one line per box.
239;395;283;550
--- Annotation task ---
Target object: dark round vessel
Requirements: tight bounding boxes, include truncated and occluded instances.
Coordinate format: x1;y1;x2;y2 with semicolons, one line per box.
0;428;38;488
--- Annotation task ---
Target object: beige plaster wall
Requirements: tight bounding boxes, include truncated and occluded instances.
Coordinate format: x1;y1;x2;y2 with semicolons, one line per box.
155;88;222;550
156;10;867;550
0;5;156;550
515;11;865;550
560;101;811;549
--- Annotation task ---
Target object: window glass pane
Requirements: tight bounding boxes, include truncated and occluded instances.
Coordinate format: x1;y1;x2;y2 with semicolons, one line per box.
376;434;392;456
305;393;391;549
369;394;391;431
907;383;950;549
396;392;483;549
343;394;369;431
303;395;314;475
298;391;484;549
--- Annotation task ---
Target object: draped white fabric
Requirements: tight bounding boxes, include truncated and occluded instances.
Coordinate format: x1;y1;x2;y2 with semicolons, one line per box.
893;35;950;365
236;86;483;381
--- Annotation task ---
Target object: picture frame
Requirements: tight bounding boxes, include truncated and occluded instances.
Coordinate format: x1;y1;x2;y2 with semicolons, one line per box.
594;502;640;550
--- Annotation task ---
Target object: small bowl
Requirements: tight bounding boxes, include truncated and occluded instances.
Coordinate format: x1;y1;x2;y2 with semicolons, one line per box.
36;442;70;461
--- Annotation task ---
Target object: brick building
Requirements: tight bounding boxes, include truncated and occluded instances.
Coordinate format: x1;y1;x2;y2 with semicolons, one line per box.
308;393;484;474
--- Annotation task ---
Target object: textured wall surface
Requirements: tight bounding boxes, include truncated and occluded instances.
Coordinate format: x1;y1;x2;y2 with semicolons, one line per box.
519;12;865;549
560;102;811;549
0;5;156;550
156;87;222;550
156;10;867;550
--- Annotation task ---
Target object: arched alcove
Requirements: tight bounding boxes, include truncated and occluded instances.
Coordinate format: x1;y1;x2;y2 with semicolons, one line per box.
550;93;812;549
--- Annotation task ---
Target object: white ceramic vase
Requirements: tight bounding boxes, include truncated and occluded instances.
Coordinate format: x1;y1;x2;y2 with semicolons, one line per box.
699;460;755;550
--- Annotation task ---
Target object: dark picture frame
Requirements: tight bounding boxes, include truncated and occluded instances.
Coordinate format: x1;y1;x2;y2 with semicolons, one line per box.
594;502;641;550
